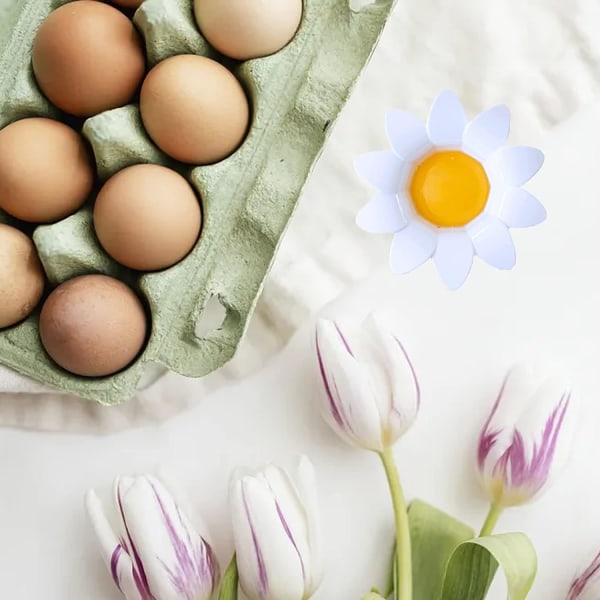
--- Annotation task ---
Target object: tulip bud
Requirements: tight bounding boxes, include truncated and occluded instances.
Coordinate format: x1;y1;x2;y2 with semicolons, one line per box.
86;475;219;600
230;456;323;600
315;315;420;452
477;363;573;508
567;551;600;600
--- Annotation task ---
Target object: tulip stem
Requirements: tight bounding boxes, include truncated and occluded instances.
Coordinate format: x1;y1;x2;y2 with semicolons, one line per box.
479;502;503;537
379;446;412;600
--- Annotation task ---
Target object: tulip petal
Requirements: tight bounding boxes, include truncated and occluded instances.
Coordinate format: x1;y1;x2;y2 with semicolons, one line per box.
386;109;431;160
355;151;406;193
427;90;467;146
85;490;148;600
513;380;573;492
497;188;546;228
356;193;408;234
260;465;311;584
316;319;386;451
115;479;153;599
568;551;600;600
119;476;217;600
463;105;511;161
294;457;324;595
363;316;420;444
230;478;266;600
240;477;305;600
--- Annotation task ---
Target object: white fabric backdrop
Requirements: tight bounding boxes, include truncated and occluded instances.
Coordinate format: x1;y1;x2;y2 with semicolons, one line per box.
1;0;599;433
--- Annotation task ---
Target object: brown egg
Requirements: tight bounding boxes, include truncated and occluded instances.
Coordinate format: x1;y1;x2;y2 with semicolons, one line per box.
0;224;45;329
32;1;146;117
0;118;95;223
111;0;144;8
94;164;202;271
194;0;303;60
39;274;147;377
140;55;249;164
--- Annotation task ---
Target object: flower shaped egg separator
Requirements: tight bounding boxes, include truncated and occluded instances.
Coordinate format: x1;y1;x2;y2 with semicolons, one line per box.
355;90;546;290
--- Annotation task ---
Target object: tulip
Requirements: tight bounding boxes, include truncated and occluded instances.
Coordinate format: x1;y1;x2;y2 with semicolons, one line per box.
314;315;420;453
315;315;419;600
86;475;219;600
567;551;600;600
477;363;573;535
230;456;323;600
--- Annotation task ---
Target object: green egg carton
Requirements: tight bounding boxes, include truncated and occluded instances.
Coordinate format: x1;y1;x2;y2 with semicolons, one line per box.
0;0;395;403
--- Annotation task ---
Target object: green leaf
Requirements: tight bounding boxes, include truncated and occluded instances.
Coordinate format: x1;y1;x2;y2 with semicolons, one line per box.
441;533;537;600
218;555;239;600
361;593;387;600
408;500;475;600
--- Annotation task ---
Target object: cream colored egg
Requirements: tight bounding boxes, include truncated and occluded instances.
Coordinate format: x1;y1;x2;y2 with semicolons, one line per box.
194;0;303;61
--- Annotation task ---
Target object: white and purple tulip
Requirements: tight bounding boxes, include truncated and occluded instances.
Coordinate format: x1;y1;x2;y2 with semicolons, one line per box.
230;456;323;600
315;315;420;452
567;551;600;600
477;363;574;508
86;475;219;600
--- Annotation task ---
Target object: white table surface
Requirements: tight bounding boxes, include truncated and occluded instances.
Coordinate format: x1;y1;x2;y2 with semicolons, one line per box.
2;98;600;598
3;1;600;595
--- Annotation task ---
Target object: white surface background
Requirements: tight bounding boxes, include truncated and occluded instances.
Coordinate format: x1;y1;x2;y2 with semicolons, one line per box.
2;0;600;598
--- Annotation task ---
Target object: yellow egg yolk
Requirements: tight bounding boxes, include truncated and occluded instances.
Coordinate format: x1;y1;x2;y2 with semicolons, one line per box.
409;150;490;227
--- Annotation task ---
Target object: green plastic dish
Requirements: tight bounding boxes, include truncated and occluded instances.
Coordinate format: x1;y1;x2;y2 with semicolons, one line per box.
0;0;396;403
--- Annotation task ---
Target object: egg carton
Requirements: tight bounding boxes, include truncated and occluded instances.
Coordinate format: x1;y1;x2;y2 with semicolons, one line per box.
0;0;396;403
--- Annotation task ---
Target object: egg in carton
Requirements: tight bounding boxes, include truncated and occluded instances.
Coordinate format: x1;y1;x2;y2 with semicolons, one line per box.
0;0;396;403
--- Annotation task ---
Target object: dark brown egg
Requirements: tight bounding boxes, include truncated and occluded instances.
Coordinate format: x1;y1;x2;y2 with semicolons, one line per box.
39;274;147;377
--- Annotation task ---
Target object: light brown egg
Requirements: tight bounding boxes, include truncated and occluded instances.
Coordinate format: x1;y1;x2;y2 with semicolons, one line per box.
94;164;202;271
0;118;95;223
39;274;147;377
32;0;146;117
111;0;144;8
194;0;303;60
140;55;249;164
0;224;46;329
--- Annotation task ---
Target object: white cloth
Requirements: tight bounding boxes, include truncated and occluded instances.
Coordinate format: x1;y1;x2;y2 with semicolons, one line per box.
2;0;600;431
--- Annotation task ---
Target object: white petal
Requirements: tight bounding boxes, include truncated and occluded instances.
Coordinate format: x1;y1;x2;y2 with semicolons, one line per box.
315;319;386;451
516;377;573;467
479;364;539;474
230;479;264;600
355;151;405;193
433;230;474;290
239;477;305;600
261;465;311;582
463;105;511;161
294;457;323;595
85;490;144;600
498;188;546;228
427;90;467;146
120;476;216;600
356;194;408;233
386;109;431;160
494;146;544;186
365;316;420;441
85;490;121;568
389;220;437;274
469;216;516;270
